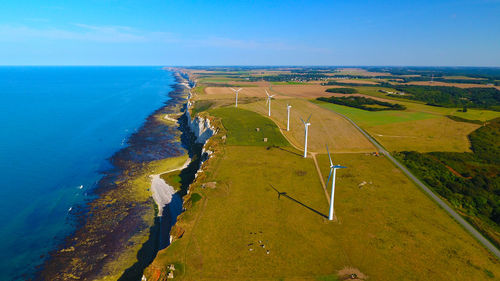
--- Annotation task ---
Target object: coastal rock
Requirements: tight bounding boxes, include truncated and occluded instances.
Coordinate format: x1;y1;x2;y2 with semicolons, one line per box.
184;109;214;144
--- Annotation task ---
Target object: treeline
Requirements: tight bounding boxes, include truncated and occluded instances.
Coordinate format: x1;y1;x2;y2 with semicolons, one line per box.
322;81;384;87
325;87;357;94
446;115;484;125
392;76;498;85
469;117;500;164
319;74;498;86
323;74;499;86
317;96;406;111
316;71;500;86
388;85;500;110
364;66;500;81
434;78;499;86
395;118;500;246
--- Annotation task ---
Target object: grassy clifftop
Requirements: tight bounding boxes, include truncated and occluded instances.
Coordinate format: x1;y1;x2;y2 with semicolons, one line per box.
144;93;500;280
209;107;289;146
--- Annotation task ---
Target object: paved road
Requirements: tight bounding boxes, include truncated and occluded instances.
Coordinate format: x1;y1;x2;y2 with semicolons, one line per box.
321;105;500;259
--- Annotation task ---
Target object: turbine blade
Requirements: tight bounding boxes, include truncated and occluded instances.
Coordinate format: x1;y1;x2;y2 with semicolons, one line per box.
326;169;333;189
265;89;270;97
326;145;333;166
306;114;312;123
299;117;305;125
230;88;236;92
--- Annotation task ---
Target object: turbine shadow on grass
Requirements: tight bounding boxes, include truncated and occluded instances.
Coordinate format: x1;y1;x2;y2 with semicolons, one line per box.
270;185;328;219
269;146;303;157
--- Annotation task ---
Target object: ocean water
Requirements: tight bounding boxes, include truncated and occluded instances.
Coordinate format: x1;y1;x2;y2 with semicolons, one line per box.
0;66;174;280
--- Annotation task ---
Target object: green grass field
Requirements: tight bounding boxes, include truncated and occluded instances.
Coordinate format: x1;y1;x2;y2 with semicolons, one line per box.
147;147;500;280
312;100;436;127
198;77;245;83
160;171;182;191
192;85;206;95
313;100;480;152
145;105;500;280
352;86;500;121
209;107;289;146
450;109;500;121
191;100;215;115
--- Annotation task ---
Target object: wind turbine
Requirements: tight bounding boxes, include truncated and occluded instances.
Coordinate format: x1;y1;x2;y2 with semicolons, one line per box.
299;114;311;158
325;145;347;221
230;88;242;107
265;89;275;116
286;104;292;131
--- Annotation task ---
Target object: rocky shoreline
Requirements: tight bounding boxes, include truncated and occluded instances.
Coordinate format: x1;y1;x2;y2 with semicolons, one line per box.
35;70;209;281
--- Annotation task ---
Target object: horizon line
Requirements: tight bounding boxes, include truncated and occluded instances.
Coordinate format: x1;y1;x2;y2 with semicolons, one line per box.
1;65;500;68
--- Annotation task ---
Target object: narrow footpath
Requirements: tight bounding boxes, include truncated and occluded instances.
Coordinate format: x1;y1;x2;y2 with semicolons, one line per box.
310;152;331;204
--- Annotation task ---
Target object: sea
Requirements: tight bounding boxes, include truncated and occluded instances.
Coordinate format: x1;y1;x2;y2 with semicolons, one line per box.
0;66;174;281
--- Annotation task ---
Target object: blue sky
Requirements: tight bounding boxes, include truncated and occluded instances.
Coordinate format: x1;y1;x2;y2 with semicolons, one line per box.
0;0;499;66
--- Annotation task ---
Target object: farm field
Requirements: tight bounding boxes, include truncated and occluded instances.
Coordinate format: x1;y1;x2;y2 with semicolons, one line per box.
240;99;376;153
314;101;480;152
202;84;500;119
311;100;436;127
448;109;500;121
198;85;499;153
147;108;500;280
204;86;287;99
269;85;500;121
194;87;375;153
404;80;500;90
333;68;391;76
278;85;500;121
331;79;379;85
355;89;500;121
194;84;500;153
442;76;488;80
271;85;351;98
366;117;479;152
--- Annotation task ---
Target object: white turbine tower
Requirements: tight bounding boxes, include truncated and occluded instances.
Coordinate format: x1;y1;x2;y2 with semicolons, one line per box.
230;88;242;107
286;104;292;131
325;145;347;221
299;114;311;158
265;89;275;117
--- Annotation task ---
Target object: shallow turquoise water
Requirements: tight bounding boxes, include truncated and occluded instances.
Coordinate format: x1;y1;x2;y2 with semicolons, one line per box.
0;66;174;280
